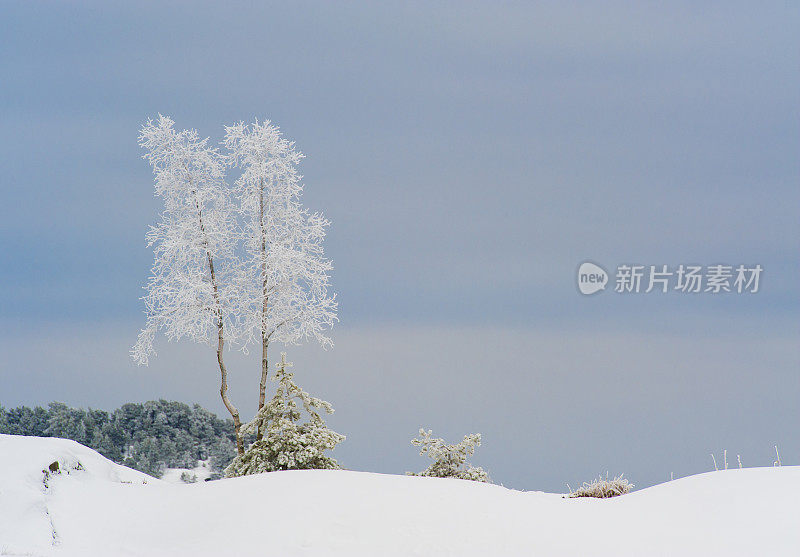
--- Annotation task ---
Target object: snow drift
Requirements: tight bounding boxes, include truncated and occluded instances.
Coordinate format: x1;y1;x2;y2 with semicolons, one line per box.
1;434;798;556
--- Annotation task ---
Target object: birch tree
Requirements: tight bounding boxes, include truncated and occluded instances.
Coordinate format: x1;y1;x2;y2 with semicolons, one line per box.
224;120;337;440
131;115;245;455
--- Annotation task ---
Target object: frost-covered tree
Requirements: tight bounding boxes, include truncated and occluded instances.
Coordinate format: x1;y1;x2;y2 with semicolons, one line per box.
224;120;337;440
410;429;490;482
131;115;245;455
225;353;344;476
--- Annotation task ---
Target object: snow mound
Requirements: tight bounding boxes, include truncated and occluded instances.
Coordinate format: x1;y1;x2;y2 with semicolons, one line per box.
1;434;799;556
0;435;156;556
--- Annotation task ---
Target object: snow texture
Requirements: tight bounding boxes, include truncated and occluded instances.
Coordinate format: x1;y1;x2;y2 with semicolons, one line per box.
160;461;213;484
1;434;799;556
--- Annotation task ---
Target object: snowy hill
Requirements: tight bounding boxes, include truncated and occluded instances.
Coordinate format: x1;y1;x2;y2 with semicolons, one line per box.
1;434;798;556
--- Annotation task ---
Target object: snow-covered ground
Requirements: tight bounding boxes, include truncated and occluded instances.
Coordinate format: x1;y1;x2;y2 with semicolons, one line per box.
160;461;213;484
1;434;798;556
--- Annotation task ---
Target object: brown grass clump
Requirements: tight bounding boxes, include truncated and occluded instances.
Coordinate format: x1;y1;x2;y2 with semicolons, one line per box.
568;474;633;498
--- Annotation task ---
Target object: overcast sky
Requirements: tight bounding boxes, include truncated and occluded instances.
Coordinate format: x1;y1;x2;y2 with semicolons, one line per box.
1;2;798;492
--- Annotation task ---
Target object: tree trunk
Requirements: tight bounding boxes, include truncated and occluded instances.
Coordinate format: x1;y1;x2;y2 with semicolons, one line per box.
256;179;269;441
195;195;245;456
257;335;268;441
217;322;244;456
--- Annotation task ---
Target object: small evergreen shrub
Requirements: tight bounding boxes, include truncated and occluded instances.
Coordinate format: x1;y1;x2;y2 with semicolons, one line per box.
568;474;633;498
225;354;345;477
409;428;489;482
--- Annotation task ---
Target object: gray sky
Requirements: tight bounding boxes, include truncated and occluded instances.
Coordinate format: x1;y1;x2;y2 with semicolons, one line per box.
1;1;798;491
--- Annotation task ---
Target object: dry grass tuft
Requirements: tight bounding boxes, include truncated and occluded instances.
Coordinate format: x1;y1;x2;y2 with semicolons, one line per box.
568;473;633;499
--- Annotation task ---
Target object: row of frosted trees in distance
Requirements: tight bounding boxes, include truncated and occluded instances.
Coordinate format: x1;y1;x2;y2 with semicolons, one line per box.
0;400;237;477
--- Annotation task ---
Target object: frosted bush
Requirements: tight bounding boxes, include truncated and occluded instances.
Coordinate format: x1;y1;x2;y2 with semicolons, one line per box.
568;474;633;498
409;428;489;483
225;354;344;476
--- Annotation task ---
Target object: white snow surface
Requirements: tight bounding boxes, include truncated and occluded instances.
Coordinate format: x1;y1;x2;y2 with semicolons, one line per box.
1;434;798;556
161;461;213;484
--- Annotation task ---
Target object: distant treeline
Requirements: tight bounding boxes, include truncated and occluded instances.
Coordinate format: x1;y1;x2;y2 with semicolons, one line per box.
0;400;238;478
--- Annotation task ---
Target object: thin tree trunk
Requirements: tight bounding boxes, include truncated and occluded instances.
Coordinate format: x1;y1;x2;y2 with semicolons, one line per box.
257;178;269;441
195;195;245;456
217;319;244;456
257;334;268;441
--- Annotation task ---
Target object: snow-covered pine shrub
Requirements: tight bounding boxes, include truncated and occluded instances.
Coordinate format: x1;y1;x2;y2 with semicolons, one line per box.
409;428;490;482
568;473;633;498
224;354;344;477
